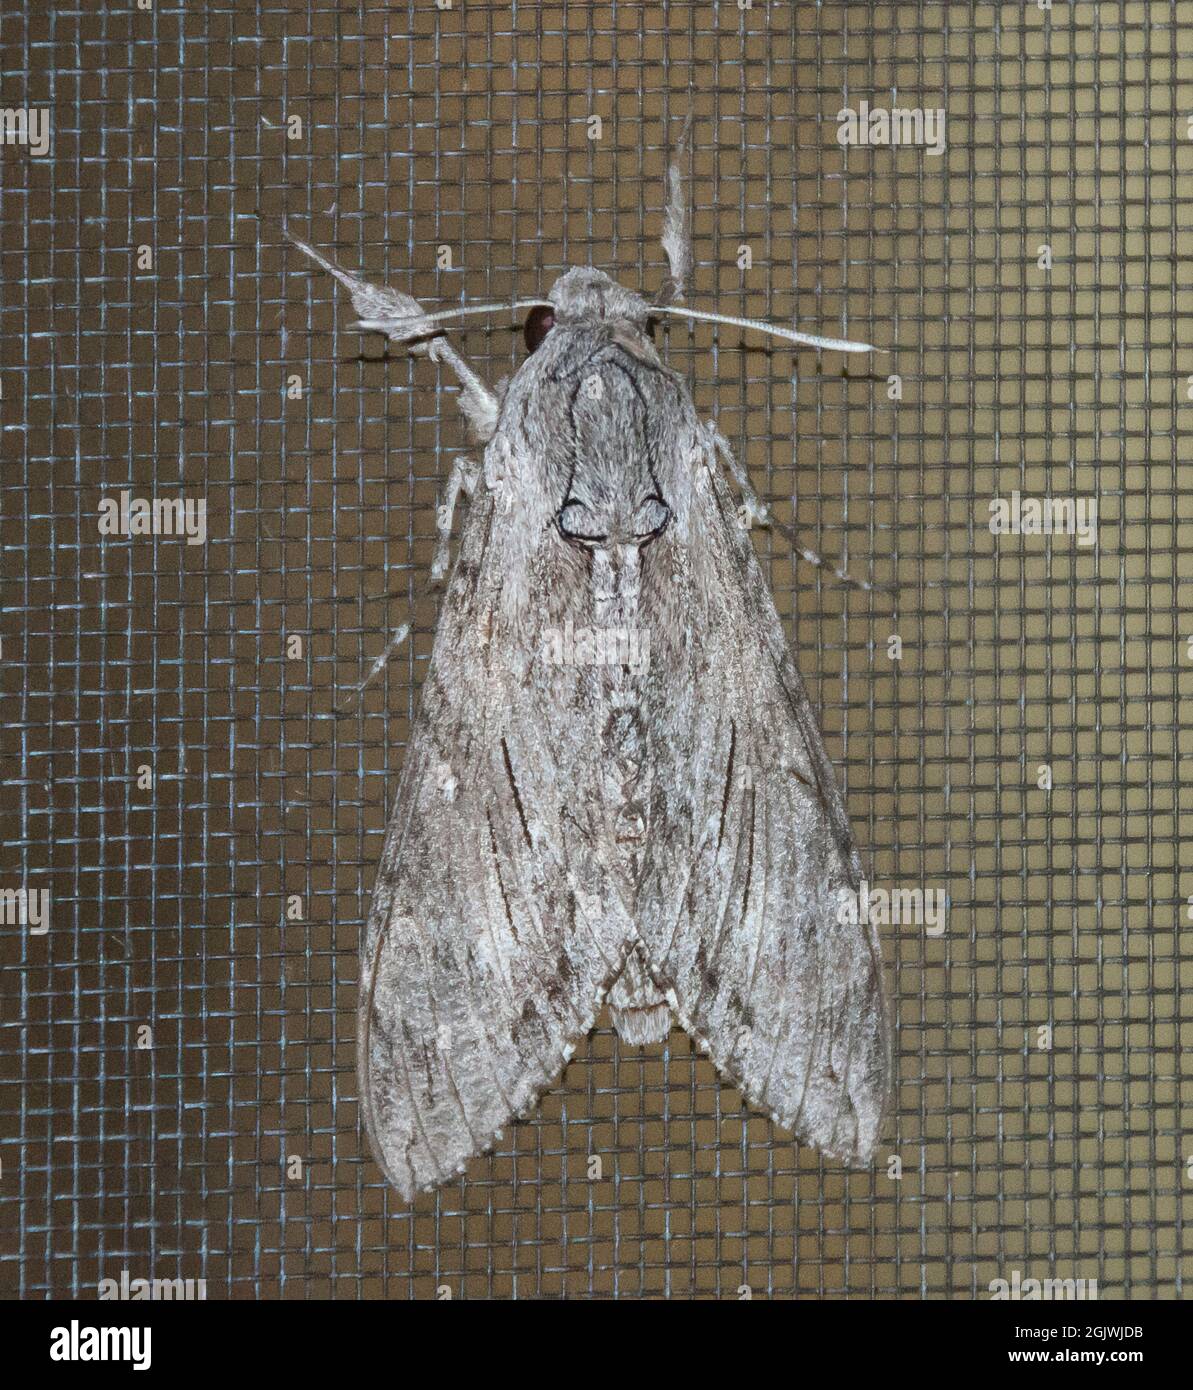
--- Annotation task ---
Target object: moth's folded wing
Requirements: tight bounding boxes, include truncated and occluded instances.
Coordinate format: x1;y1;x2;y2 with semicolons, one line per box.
359;505;631;1200
638;458;891;1164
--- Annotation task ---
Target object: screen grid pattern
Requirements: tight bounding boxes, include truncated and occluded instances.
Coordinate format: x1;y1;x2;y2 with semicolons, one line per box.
0;0;1188;1299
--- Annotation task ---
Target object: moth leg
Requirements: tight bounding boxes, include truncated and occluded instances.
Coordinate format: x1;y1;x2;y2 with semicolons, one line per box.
711;427;897;604
335;623;412;714
654;113;693;307
431;454;479;585
334;456;477;712
422;342;500;444
712;426;771;528
287;231;499;442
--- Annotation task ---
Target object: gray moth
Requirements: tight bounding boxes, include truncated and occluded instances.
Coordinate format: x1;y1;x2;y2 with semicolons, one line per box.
290;141;892;1201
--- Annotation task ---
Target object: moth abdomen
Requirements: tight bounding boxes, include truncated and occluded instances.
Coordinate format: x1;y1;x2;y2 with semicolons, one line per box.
607;944;673;1047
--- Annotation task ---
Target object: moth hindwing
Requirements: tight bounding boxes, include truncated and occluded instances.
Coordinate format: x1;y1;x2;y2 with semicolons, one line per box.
304;239;891;1198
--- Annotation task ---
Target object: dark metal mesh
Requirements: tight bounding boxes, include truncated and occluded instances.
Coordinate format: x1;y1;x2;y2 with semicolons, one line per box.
1;0;1188;1298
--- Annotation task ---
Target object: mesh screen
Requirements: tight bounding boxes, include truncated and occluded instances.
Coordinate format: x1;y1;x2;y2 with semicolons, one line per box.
1;0;1188;1299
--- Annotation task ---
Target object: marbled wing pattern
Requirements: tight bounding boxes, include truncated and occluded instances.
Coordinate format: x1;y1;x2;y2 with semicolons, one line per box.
360;484;638;1200
634;424;891;1164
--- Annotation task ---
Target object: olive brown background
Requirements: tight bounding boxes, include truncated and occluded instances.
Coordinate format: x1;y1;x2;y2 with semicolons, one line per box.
1;1;1189;1297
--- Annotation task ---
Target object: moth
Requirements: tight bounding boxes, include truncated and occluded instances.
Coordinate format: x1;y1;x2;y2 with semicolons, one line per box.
290;142;891;1200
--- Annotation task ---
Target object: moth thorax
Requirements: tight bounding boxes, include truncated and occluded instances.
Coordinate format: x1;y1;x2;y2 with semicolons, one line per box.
589;544;643;622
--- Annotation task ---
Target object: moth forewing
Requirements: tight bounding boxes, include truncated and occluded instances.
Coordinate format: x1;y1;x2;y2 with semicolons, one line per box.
360;472;637;1200
632;425;890;1163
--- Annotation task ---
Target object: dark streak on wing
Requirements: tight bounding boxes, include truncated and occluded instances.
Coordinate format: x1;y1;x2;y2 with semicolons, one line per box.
740;785;757;921
717;719;737;851
500;736;533;850
486;807;519;943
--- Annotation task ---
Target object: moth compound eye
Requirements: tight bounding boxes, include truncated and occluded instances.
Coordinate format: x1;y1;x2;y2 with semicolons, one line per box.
632;495;670;543
557;499;607;546
524;305;555;354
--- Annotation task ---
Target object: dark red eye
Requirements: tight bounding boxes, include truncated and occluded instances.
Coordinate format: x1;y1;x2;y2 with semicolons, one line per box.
524;305;555;354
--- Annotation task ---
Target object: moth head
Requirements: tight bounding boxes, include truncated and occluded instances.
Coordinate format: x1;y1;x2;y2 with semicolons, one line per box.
531;268;651;350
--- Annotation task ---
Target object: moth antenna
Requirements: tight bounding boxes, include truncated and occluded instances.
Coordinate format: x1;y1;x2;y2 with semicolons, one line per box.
352;299;552;341
653;304;880;354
